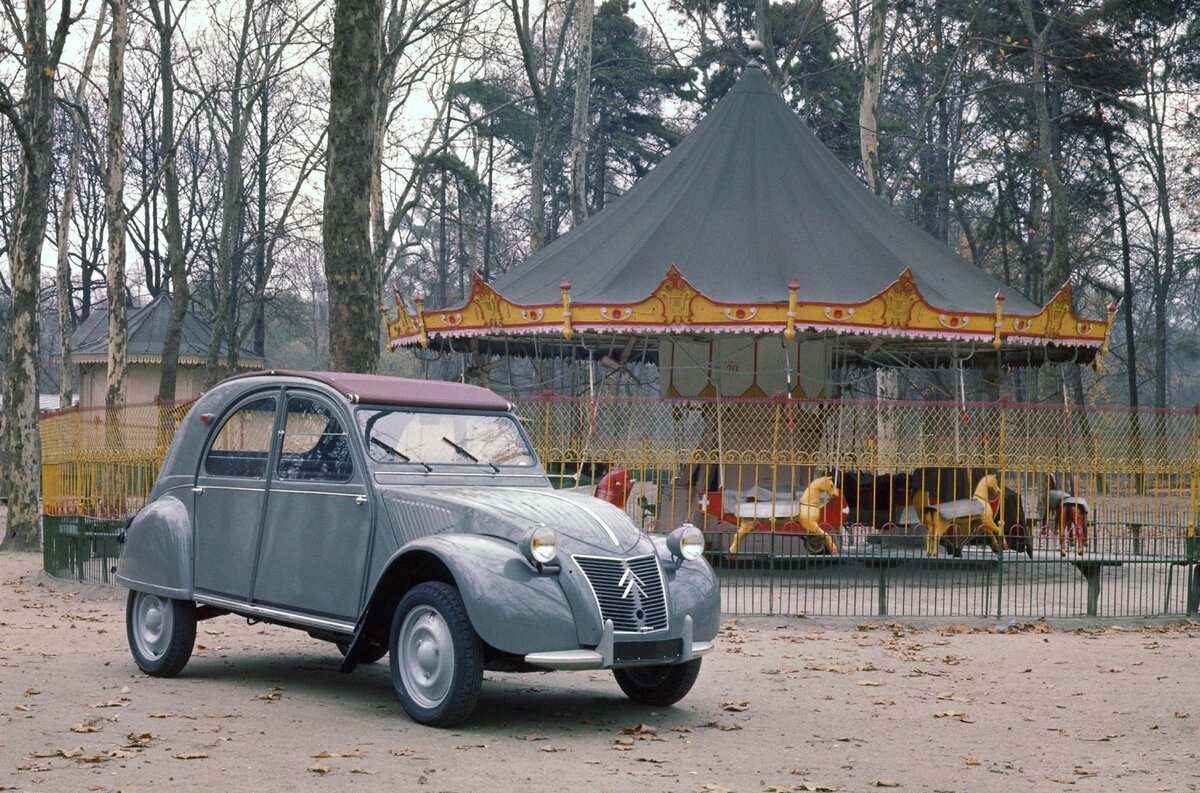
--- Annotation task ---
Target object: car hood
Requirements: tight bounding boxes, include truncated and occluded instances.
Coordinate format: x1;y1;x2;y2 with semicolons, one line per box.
379;485;649;555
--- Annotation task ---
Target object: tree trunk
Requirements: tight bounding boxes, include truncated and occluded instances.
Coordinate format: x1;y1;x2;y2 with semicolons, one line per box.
1;0;72;550
858;0;886;195
151;0;190;405
324;0;384;373
105;0;131;407
569;0;594;226
529;123;548;252
56;12;107;408
253;83;269;357
1020;0;1069;297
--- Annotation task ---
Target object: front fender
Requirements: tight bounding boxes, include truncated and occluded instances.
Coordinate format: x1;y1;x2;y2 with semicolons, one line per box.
654;539;721;643
115;484;193;599
375;535;584;655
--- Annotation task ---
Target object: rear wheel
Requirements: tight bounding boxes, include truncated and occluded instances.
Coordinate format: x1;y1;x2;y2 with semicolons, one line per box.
389;582;483;727
126;590;196;677
613;659;702;706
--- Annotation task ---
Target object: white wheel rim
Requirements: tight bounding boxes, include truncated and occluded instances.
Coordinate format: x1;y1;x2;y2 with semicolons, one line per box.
133;592;172;661
399;605;455;709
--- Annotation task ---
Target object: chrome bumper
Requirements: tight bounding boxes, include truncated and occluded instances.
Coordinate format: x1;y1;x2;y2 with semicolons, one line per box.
524;615;714;670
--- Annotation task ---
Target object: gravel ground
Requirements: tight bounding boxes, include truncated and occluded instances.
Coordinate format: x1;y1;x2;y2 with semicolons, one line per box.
2;550;1199;793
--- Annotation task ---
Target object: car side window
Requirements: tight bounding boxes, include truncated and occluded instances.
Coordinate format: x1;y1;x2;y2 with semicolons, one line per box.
204;396;278;478
276;396;353;483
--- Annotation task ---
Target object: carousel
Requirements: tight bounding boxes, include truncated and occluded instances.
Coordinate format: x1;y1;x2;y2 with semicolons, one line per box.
386;59;1115;557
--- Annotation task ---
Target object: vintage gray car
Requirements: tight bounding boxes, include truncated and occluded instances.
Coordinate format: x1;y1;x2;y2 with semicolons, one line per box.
117;370;718;726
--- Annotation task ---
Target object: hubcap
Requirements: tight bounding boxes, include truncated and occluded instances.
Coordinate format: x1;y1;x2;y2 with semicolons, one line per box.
399;605;455;709
133;593;172;660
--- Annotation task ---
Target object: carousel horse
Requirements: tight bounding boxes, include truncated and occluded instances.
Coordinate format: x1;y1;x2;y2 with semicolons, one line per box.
914;474;1007;557
729;476;842;556
1045;474;1090;557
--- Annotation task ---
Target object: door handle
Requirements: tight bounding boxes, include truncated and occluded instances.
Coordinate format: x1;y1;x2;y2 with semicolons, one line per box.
355;495;368;505
192;486;205;495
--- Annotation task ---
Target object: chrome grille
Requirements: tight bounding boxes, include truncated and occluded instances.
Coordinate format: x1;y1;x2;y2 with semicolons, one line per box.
573;554;668;633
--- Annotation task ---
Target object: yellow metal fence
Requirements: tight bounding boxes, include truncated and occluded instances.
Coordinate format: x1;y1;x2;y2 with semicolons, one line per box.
41;401;195;520
39;396;1200;616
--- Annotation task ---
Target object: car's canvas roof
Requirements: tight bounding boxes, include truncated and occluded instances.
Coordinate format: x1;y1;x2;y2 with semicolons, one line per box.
220;369;511;411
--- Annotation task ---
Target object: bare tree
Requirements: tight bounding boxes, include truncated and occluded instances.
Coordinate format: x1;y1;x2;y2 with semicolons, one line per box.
508;0;575;252
104;0;131;406
146;0;192;402
56;8;108;406
0;0;75;550
857;0;886;196
568;0;592;225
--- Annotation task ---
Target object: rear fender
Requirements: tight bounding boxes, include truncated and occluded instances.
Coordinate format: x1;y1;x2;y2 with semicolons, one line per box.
115;484;193;599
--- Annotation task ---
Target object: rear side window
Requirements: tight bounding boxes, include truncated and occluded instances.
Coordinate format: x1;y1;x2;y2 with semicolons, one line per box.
276;397;353;483
204;396;277;478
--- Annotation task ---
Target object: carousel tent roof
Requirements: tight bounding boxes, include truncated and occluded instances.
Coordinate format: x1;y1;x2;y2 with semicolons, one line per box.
388;63;1112;362
492;65;1034;314
69;293;264;366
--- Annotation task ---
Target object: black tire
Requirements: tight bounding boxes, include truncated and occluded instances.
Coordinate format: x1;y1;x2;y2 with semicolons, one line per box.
613;658;702;706
126;589;197;677
337;641;388;664
389;582;483;727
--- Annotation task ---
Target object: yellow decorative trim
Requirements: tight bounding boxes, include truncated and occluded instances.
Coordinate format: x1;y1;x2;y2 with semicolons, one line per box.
385;265;1109;351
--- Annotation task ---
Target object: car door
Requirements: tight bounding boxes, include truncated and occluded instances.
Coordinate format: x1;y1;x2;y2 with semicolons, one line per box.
193;392;280;601
251;392;373;622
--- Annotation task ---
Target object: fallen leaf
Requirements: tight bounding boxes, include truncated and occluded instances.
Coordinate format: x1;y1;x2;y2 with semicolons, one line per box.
721;701;750;712
856;680;881;687
874;782;900;788
622;723;658;735
173;752;209;760
312;750;363;759
308;764;333;774
704;721;742;731
1174;711;1189;719
71;720;102;734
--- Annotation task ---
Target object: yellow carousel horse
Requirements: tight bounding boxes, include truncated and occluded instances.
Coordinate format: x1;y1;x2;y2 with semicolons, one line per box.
913;474;1007;557
729;476;843;555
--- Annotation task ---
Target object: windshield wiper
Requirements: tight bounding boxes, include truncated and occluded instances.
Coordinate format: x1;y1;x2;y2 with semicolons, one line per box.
372;436;431;472
441;437;499;473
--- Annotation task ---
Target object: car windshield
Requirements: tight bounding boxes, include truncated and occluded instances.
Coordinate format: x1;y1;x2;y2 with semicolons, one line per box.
357;408;537;468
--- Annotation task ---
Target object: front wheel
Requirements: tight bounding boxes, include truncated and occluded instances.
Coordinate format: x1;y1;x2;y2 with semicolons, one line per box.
389;582;483;727
613;659;702;706
126;590;196;677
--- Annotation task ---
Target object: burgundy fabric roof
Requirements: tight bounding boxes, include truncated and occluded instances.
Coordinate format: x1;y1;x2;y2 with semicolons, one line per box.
222;370;510;411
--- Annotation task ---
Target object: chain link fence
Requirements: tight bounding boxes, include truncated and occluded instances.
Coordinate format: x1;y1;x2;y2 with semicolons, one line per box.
39;395;1200;617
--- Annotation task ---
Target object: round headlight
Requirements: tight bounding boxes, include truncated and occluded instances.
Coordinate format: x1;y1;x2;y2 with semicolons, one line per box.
667;523;705;561
520;525;558;565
